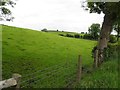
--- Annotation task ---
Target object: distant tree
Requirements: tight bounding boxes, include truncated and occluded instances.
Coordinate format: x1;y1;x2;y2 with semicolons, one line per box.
41;28;47;32
0;0;16;21
88;23;101;40
57;29;58;31
81;32;84;34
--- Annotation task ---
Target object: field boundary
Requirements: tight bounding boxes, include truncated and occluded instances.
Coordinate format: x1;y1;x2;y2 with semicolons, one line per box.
0;55;82;88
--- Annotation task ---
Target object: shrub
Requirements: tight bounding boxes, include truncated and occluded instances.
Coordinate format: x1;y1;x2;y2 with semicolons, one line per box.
109;35;117;43
81;32;84;34
66;33;74;38
59;34;64;36
92;44;118;61
74;34;80;38
80;36;83;38
83;34;93;40
103;44;118;60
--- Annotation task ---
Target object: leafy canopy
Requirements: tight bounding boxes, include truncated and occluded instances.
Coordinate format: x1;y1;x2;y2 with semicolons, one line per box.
0;0;16;21
88;23;100;39
87;2;120;21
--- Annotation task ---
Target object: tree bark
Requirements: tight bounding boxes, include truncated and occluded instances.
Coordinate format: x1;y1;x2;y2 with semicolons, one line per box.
96;14;115;66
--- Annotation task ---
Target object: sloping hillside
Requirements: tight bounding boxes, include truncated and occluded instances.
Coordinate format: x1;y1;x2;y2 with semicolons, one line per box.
2;25;96;79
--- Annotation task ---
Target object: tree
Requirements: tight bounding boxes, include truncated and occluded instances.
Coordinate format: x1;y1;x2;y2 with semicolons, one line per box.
81;32;84;34
83;2;120;66
41;28;47;32
88;23;100;40
0;0;16;21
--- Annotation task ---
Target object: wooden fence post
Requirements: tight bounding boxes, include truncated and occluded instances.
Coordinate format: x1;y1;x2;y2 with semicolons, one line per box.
77;55;82;82
12;73;22;90
94;49;98;68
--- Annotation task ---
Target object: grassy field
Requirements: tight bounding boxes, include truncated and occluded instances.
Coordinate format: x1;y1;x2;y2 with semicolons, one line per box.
2;25;96;87
2;25;118;88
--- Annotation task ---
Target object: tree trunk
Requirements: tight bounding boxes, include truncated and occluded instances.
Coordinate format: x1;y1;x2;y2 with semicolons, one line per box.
96;14;115;66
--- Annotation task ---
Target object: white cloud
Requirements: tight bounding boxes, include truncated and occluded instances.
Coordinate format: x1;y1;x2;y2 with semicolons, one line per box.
1;0;104;33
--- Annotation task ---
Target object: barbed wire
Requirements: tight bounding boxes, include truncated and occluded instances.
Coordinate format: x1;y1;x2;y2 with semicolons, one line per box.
22;60;77;79
21;64;69;84
21;64;75;84
20;61;78;88
22;62;65;78
22;61;77;81
65;74;77;88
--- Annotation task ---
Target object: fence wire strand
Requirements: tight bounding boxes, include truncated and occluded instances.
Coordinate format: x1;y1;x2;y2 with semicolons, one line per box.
20;61;78;88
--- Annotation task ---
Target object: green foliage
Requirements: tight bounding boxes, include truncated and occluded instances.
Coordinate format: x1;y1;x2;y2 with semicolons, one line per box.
0;0;16;21
82;23;101;40
113;20;120;41
109;35;117;43
74;34;80;38
92;43;118;61
88;23;100;40
75;59;118;88
83;34;93;40
66;33;74;38
87;2;120;15
81;32;85;34
58;33;64;36
103;43;119;61
86;2;120;30
76;41;119;88
87;2;105;14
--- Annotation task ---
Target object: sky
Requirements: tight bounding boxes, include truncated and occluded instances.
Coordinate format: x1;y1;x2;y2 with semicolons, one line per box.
1;0;105;33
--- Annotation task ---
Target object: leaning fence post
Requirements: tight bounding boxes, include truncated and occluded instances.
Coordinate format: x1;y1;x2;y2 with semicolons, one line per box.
12;73;22;90
77;55;82;82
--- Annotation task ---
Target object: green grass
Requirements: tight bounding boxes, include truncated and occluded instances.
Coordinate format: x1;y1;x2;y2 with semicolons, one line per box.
2;25;96;87
75;59;118;88
75;42;119;88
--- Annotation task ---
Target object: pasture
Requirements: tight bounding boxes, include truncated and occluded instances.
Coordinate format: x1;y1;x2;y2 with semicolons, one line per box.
2;25;96;87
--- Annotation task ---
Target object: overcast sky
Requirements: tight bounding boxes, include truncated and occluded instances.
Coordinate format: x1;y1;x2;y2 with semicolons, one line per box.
1;0;105;33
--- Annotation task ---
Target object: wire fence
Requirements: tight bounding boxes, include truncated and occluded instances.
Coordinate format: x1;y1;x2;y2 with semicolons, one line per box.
0;55;82;89
20;60;78;88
